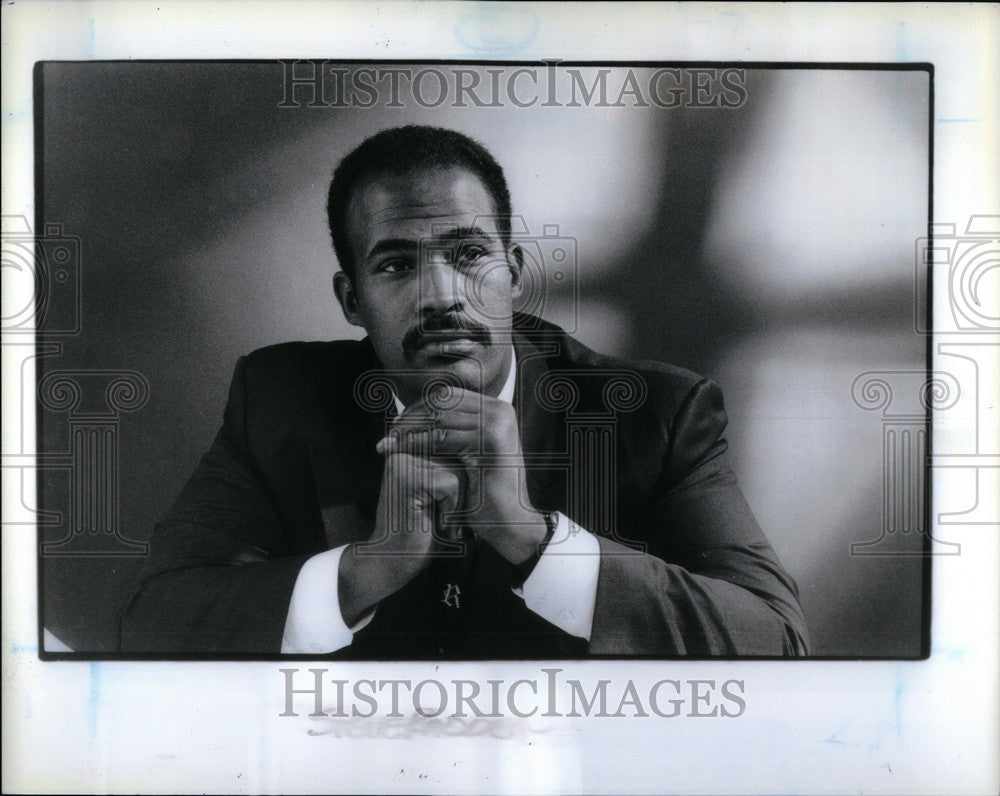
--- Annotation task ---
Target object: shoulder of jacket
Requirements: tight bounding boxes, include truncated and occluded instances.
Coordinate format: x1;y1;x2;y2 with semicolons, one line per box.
550;327;711;402
235;340;376;408
241;339;368;373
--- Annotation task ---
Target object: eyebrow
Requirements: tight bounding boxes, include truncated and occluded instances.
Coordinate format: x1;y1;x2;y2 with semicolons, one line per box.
365;226;496;262
434;225;494;243
365;238;417;261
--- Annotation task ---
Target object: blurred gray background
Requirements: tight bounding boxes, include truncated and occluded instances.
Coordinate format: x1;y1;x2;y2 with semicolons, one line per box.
36;62;929;655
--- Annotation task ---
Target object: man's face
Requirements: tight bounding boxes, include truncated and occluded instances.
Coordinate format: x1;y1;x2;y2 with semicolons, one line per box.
335;166;522;403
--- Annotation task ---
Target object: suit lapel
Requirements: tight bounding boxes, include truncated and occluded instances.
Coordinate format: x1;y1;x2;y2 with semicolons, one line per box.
309;339;394;549
512;332;570;514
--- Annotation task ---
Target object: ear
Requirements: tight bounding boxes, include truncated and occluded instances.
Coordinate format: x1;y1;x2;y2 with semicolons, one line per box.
333;271;364;328
507;244;525;299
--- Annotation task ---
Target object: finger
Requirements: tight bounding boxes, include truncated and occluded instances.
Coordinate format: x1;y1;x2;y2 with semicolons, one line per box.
383;450;468;495
383;453;462;523
387;411;482;441
381;410;483;453
429;466;460;501
399;387;491;419
377;427;481;457
383;451;459;471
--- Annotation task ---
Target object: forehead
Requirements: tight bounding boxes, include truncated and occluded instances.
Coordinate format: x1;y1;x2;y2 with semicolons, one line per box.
346;166;501;257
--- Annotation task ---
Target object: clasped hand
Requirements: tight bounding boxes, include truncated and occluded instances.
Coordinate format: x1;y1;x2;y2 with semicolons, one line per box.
375;387;547;566
338;388;546;625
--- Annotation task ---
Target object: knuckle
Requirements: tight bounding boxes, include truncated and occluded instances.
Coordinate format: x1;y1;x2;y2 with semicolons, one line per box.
388;451;412;467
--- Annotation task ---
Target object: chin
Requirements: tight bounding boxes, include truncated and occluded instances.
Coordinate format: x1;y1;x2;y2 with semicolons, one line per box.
417;353;487;391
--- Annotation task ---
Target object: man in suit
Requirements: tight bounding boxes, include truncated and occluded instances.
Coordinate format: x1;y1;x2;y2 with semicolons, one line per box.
119;125;809;657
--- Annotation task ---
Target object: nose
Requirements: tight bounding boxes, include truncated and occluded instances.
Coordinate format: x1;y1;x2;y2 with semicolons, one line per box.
419;258;467;316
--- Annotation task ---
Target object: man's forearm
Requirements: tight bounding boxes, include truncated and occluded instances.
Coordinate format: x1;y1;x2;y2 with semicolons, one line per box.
589;536;809;656
281;545;377;654
120;547;311;653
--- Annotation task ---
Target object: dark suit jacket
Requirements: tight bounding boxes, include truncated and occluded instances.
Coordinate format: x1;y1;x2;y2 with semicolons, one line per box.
119;314;809;657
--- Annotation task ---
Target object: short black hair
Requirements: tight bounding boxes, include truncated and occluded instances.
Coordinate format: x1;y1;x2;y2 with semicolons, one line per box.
327;125;513;278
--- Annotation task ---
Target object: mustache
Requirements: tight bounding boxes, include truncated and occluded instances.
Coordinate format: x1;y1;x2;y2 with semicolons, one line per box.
402;312;492;357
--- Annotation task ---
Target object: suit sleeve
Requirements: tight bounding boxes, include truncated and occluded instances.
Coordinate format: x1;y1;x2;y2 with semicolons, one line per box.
588;378;810;656
118;357;311;653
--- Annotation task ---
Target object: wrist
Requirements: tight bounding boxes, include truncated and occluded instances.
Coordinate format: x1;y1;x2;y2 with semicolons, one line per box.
505;509;555;566
512;510;558;582
338;544;385;626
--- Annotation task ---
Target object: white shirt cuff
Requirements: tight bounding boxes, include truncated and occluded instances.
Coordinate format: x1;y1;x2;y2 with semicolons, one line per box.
281;544;375;654
512;512;600;640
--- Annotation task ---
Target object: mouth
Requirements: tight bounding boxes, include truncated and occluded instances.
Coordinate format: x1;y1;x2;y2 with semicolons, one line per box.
402;317;492;362
416;329;487;345
418;324;490;342
414;329;489;358
414;332;486;358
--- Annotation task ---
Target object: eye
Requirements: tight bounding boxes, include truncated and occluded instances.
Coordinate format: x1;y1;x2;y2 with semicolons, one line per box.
378;257;414;274
456;243;490;267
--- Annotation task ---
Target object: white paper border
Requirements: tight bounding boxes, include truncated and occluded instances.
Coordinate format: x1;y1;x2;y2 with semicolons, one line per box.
3;2;998;794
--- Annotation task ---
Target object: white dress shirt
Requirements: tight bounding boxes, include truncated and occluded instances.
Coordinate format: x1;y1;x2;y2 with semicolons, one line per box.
281;349;601;654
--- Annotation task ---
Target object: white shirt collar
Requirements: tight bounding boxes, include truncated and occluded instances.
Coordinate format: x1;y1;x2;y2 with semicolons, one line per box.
392;347;517;414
